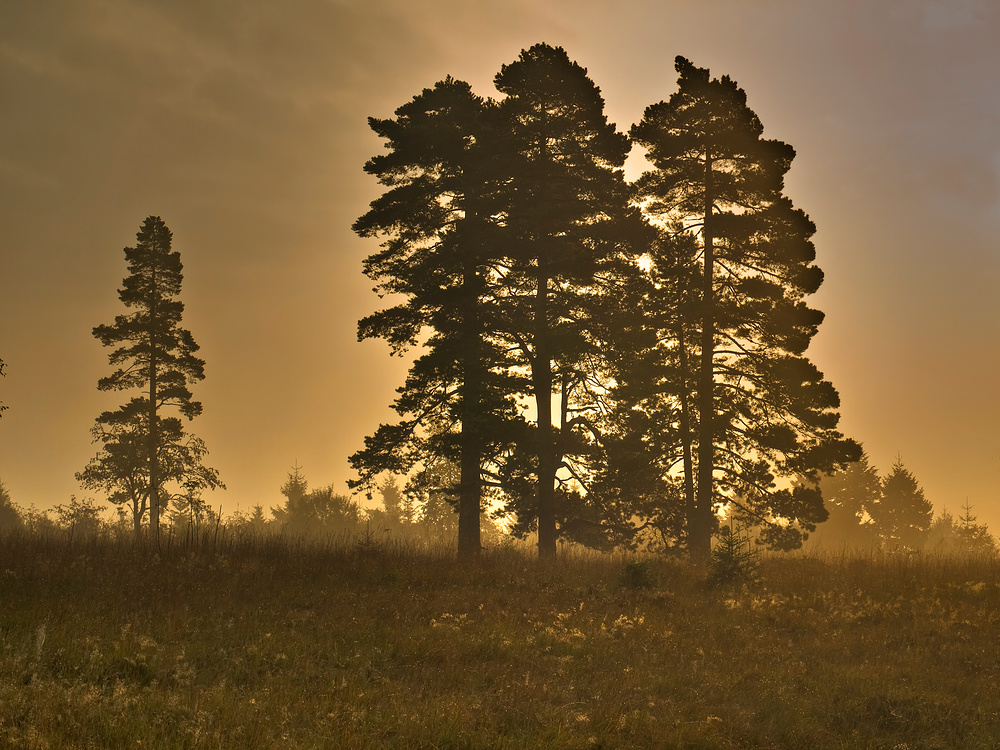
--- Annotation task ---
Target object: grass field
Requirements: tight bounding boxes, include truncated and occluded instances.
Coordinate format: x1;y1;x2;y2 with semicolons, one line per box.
1;531;999;749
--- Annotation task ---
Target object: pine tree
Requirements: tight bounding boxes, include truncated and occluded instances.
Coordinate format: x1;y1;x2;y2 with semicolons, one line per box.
926;509;960;553
492;43;639;557
589;229;702;549
0;479;22;531
273;465;361;537
810;450;881;549
869;457;933;551
378;475;404;527
631;58;858;558
247;504;268;533
955;501;997;555
350;77;522;559
272;464;308;528
82;216;221;540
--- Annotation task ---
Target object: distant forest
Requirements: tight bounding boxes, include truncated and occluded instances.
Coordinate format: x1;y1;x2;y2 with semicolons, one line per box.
0;43;994;560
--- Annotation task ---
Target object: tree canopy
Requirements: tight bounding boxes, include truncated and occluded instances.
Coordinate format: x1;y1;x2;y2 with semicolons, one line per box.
631;56;859;557
351;45;859;559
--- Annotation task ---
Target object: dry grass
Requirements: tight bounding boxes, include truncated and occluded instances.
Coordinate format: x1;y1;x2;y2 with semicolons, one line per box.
1;532;999;748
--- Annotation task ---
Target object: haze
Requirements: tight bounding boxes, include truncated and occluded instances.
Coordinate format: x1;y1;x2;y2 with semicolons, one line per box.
1;0;999;528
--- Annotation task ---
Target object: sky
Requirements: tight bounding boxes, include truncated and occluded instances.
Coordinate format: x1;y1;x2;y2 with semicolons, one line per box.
2;0;999;529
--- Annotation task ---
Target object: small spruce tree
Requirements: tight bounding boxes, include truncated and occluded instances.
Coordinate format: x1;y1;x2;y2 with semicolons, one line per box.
869;457;933;552
956;502;997;555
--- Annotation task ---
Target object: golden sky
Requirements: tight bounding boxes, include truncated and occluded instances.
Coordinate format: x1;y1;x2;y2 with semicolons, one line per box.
2;0;999;527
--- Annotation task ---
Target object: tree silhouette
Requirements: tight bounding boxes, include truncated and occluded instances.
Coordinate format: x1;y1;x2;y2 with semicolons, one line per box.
868;457;932;551
809;450;881;550
54;496;104;541
77;415;221;536
166;476;220;538
273;465;362;537
632;57;859;557
83;216;221;540
350;77;523;559
366;475;407;534
926;508;959;553
278;464;309;512
584;229;702;549
955;502;996;554
492;43;639;557
0;479;22;531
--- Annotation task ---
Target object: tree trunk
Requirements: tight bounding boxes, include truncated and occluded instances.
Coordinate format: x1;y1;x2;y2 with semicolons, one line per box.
457;387;482;558
535;259;557;558
457;226;483;560
133;500;142;539
148;268;159;544
677;324;697;534
692;149;715;562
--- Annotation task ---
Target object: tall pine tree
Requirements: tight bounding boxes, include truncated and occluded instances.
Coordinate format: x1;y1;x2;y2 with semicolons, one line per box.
84;216;220;540
586;229;702;549
491;43;640;558
632;58;858;558
350;77;522;558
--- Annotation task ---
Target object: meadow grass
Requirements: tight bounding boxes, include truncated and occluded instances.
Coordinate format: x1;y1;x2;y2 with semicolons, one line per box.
1;531;999;749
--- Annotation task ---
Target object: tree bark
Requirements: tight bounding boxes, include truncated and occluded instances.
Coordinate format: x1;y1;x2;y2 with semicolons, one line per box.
677;324;697;536
148;265;159;544
535;257;557;558
133;499;142;539
457;215;483;559
692;148;715;561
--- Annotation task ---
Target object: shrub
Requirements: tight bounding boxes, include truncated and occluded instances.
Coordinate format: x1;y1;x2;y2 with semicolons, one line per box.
620;558;657;590
708;522;759;586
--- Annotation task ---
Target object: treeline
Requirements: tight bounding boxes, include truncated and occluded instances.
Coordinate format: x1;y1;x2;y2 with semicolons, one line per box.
808;451;996;554
0;467;506;548
350;42;860;559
